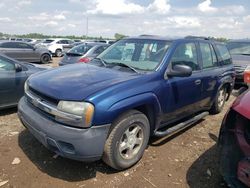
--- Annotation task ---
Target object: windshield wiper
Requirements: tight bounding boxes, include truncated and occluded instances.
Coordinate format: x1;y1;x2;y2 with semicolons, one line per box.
109;62;140;74
93;57;107;67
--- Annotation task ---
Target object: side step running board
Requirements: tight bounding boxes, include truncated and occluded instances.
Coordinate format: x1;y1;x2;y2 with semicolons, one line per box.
154;112;209;137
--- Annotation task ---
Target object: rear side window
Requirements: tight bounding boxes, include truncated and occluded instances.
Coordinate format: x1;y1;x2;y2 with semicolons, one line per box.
171;43;199;71
1;42;18;48
200;43;214;69
216;44;231;65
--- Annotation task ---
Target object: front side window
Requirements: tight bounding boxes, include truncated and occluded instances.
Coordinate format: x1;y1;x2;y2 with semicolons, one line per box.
16;43;33;49
171;43;199;71
99;39;171;71
0;56;15;71
200;42;214;69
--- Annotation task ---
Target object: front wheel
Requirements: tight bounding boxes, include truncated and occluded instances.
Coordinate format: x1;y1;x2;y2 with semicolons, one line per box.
210;87;227;114
102;110;150;170
55;49;62;57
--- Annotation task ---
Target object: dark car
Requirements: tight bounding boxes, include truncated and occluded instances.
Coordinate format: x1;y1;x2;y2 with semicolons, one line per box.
227;40;250;89
218;86;250;187
59;42;109;66
0;54;48;109
18;36;234;170
0;41;52;64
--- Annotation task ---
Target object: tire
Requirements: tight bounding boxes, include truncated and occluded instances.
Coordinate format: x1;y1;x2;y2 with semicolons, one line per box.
55;49;62;57
210;86;227;114
102;110;150;170
40;53;51;64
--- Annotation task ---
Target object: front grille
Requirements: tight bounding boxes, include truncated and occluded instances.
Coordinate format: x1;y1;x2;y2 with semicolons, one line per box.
29;87;59;105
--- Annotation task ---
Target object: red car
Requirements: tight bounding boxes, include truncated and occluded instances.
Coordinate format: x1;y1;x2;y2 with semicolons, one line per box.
219;70;250;187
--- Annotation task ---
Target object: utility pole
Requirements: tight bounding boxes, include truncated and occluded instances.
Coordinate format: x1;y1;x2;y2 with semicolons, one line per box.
86;16;88;39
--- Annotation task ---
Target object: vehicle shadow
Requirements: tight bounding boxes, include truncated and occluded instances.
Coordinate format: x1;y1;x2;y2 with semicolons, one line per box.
0;107;17;116
18;129;117;182
186;143;227;187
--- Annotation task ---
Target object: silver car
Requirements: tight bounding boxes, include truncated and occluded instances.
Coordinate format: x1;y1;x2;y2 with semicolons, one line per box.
0;41;52;64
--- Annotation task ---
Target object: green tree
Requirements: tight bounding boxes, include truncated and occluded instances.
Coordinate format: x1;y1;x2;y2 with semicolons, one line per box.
114;33;127;40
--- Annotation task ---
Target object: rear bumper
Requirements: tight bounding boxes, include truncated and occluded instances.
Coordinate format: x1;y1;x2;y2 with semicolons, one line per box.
18;97;111;162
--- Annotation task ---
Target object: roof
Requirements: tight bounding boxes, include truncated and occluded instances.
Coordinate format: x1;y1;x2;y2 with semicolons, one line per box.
125;35;223;44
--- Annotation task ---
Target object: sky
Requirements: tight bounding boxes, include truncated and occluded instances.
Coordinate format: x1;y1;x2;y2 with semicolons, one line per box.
0;0;249;39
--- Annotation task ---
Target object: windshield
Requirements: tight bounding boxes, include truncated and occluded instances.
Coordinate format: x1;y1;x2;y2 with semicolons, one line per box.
98;39;172;71
43;40;54;44
68;44;92;55
227;42;250;55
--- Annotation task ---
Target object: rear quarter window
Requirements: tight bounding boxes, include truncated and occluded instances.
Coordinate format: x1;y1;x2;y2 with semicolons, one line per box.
215;44;232;66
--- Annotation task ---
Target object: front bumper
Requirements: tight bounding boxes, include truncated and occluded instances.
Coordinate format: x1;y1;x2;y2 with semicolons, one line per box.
18;97;111;162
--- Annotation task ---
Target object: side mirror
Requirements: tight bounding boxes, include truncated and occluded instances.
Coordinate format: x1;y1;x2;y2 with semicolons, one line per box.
15;64;22;72
167;64;192;78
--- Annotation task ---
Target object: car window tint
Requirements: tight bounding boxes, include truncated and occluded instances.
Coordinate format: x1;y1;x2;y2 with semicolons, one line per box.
0;56;15;71
1;42;18;48
216;44;232;65
16;43;32;49
94;46;105;54
227;42;250;55
171;43;199;71
200;42;214;69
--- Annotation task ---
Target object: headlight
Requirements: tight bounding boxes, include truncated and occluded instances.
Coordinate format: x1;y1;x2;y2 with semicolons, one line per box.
24;81;29;93
57;101;94;128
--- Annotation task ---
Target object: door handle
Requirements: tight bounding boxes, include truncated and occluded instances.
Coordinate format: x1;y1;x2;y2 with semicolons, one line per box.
195;79;201;85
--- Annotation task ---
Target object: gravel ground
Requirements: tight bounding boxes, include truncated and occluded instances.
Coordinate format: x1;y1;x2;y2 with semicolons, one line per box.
0;58;234;188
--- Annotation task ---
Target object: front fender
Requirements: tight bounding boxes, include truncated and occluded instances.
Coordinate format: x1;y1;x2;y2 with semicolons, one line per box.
92;92;162;126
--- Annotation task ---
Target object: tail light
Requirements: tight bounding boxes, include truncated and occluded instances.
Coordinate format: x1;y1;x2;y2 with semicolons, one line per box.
244;66;250;84
78;57;90;63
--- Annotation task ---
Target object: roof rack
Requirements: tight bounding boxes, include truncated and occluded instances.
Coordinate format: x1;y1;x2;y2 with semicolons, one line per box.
185;36;210;40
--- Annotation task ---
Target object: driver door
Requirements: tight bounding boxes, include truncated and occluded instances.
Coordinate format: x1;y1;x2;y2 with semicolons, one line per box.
0;57;27;108
161;42;203;124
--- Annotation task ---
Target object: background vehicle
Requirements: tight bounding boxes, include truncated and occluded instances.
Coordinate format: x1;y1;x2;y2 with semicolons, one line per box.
0;41;52;64
218;89;250;188
0;54;48;109
59;42;109;66
35;38;74;57
18;36;234;170
227;40;250;89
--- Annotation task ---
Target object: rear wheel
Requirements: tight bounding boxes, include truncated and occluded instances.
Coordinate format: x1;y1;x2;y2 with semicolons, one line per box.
55;49;62;57
102;110;150;170
210;87;227;114
40;54;50;64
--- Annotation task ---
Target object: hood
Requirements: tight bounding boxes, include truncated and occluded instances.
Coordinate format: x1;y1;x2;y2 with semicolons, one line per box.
231;54;250;66
232;90;250;119
28;64;139;101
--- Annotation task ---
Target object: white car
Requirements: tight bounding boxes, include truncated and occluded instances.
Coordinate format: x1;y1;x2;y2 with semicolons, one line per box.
35;38;74;57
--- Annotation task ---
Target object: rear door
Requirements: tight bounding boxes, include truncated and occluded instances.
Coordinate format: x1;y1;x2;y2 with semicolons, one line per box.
162;42;203;124
0;42;22;60
199;42;220;108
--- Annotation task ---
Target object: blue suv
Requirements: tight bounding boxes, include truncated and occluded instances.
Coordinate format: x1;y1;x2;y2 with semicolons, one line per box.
18;36;235;170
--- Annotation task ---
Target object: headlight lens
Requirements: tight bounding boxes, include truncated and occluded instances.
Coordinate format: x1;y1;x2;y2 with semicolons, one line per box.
57;101;94;127
24;81;29;93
